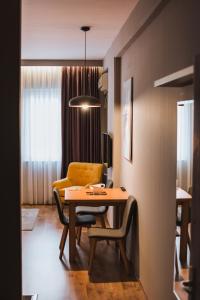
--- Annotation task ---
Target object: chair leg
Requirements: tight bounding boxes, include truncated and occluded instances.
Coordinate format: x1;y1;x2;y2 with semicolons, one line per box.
59;226;68;259
77;227;82;245
187;230;191;251
88;239;97;275
175;245;180;281
119;239;129;274
59;227;66;250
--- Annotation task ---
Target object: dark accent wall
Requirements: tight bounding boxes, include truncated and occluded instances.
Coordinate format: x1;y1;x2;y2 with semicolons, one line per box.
0;1;21;299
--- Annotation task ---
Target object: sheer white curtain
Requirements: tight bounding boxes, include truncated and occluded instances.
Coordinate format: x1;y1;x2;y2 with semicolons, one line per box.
21;67;62;204
177;100;194;191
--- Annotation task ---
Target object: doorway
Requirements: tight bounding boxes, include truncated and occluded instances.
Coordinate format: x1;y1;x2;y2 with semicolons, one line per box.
174;98;194;300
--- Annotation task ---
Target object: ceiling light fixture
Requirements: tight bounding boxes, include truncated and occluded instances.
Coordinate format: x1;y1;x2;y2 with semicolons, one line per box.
68;26;101;108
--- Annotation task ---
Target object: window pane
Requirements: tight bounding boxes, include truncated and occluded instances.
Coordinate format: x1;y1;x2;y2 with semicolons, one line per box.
21;67;62;162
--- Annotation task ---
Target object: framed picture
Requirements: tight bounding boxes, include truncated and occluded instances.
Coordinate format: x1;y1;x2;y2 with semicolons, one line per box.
121;77;133;161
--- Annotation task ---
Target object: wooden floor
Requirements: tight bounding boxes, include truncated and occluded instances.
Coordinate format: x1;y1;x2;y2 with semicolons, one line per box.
22;205;146;300
174;268;189;300
174;237;190;300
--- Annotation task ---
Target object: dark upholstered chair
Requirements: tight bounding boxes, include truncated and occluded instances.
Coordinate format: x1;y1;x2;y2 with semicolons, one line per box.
87;195;136;274
53;188;96;259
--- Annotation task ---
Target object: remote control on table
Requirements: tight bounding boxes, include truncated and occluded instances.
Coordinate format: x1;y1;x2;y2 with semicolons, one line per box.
120;186;126;191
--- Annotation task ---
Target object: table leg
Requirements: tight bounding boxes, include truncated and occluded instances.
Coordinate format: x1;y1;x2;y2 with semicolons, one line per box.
114;204;125;252
180;202;190;267
114;205;120;229
69;203;76;263
114;205;120;250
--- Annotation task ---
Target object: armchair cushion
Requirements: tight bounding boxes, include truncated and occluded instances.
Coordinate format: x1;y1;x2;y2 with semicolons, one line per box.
67;162;103;186
52;177;72;190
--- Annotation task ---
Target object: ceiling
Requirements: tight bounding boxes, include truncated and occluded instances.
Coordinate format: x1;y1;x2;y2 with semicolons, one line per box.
22;0;139;60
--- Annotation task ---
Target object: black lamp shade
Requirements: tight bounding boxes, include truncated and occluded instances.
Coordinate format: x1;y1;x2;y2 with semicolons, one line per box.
69;95;101;108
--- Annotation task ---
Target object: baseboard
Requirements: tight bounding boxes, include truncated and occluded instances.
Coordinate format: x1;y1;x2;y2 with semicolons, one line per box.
22;294;38;300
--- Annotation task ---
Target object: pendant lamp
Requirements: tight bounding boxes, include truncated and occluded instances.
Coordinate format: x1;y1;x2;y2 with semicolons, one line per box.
69;26;101;109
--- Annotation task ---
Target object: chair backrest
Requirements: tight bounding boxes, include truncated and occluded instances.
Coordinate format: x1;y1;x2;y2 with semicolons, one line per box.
188;186;192;195
53;188;66;225
120;196;137;238
67;162;103;186
106;179;113;188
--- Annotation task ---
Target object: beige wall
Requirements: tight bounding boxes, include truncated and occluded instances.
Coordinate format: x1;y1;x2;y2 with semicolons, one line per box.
104;0;199;299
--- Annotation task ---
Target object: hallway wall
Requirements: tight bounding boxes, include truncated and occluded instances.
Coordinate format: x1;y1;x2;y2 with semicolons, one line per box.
104;0;200;299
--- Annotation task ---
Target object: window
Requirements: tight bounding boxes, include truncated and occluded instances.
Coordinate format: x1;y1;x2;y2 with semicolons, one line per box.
21;67;62;162
21;67;62;204
177;100;194;190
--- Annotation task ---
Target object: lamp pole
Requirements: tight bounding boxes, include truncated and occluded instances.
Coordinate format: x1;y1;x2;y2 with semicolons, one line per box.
81;26;90;96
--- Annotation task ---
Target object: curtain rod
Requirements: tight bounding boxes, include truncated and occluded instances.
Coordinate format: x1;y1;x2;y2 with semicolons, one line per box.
21;59;103;67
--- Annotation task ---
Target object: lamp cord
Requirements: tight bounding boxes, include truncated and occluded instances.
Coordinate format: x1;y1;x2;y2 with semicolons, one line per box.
84;30;87;95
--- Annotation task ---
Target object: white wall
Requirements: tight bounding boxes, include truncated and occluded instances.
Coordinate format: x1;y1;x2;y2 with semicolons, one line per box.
104;0;200;299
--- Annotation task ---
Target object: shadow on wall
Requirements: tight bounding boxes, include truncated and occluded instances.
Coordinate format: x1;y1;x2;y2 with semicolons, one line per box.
126;201;140;279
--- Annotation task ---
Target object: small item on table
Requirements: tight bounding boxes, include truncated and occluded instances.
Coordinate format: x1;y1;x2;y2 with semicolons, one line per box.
88;183;106;195
86;191;107;195
120;186;126;191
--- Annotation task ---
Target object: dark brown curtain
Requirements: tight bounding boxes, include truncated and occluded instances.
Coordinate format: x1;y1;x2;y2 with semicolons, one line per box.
61;66;101;177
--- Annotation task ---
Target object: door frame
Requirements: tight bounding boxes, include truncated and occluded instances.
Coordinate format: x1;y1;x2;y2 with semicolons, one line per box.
190;54;200;299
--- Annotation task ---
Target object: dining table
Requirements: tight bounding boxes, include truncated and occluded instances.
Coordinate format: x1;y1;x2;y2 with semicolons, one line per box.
176;187;192;266
64;187;129;262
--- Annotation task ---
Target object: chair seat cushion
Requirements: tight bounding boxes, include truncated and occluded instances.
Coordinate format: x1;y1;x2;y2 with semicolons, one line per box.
88;227;124;239
76;206;107;215
63;214;96;226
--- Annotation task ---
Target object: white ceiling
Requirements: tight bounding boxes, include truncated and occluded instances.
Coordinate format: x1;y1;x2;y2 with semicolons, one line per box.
22;0;139;60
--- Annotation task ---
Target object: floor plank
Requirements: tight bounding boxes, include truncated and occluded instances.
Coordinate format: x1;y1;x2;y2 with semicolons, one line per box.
174;236;190;300
174;268;189;300
22;205;146;300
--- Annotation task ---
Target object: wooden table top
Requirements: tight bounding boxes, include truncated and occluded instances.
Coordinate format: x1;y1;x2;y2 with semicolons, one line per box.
176;187;192;203
64;187;129;204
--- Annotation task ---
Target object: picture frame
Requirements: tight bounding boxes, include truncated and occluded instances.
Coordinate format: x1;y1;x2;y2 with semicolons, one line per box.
121;77;133;161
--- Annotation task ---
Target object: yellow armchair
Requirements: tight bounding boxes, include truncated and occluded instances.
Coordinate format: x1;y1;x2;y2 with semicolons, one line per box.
52;162;103;199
